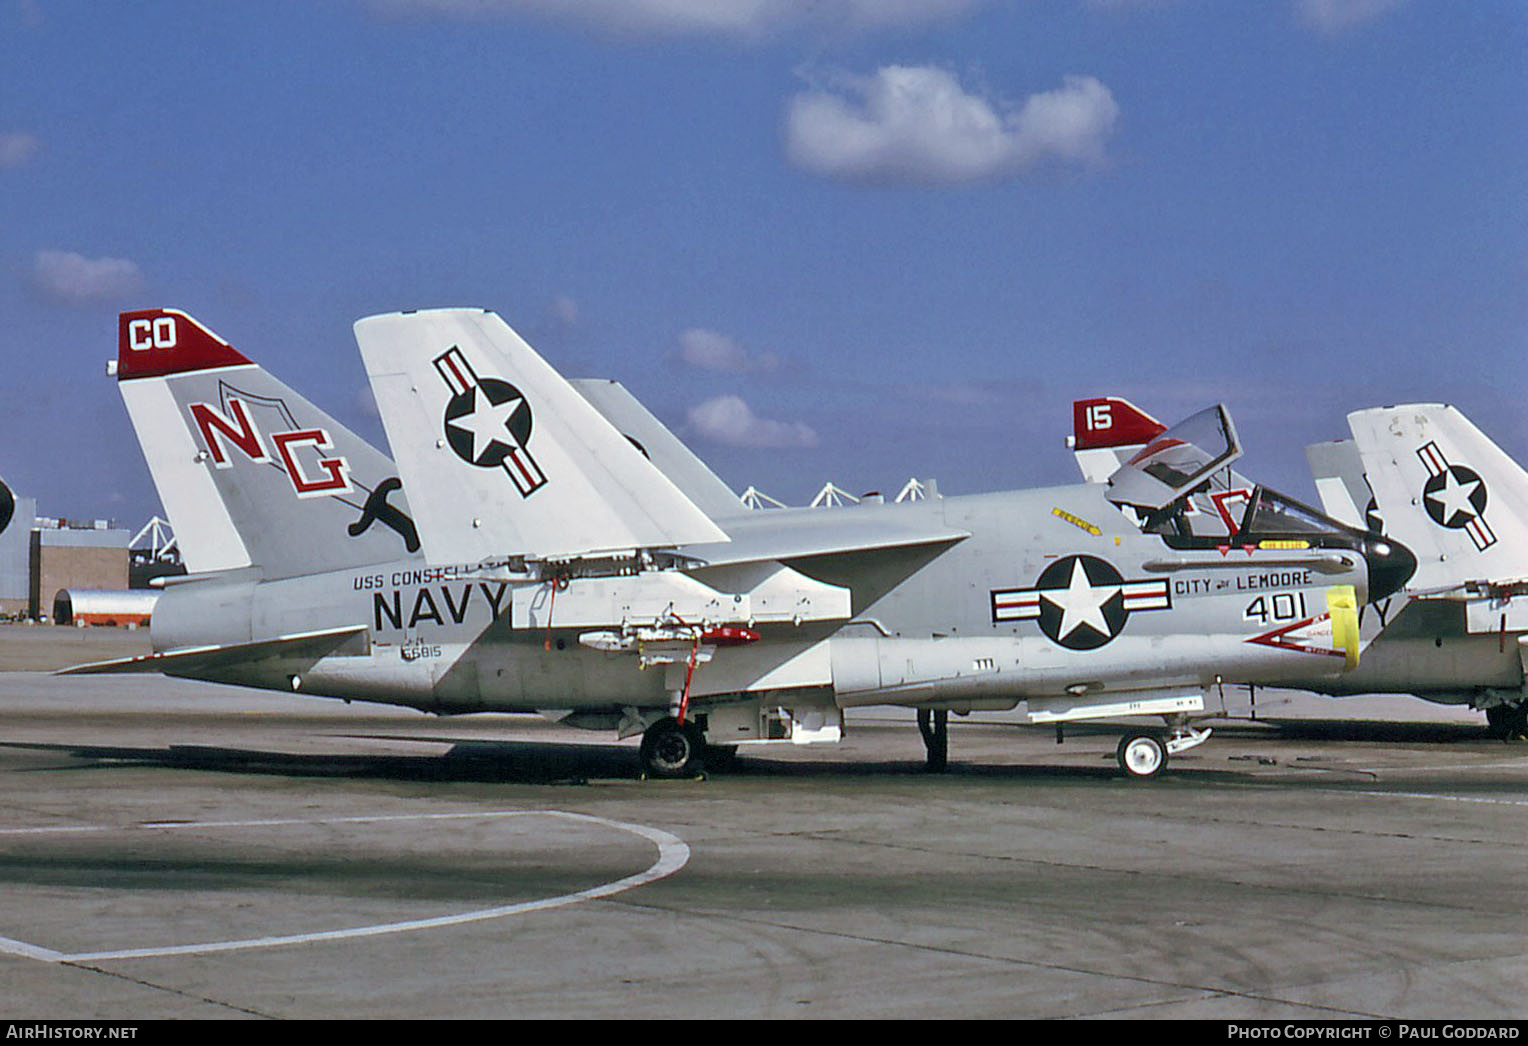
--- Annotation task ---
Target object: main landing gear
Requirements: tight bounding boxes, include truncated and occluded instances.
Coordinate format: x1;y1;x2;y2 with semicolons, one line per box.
917;708;949;772
1485;703;1528;742
639;716;707;778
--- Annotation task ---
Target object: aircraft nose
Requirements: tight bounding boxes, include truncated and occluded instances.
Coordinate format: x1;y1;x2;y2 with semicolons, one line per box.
1363;535;1417;602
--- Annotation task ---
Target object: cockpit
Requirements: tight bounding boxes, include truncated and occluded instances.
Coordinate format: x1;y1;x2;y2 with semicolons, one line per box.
1105;404;1417;601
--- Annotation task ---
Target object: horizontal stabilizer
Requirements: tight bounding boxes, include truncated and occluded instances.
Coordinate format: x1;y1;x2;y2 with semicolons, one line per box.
59;625;369;676
356;310;729;563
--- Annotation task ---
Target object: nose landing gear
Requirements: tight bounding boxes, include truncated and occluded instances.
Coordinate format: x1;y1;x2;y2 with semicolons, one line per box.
1115;725;1211;779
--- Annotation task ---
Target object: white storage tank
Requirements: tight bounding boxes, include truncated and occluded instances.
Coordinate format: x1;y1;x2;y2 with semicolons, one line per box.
52;589;158;628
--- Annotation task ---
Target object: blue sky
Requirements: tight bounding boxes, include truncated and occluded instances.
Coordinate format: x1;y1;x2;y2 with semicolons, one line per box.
2;0;1523;531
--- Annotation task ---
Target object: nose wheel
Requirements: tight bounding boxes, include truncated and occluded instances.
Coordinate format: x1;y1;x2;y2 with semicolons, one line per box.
1116;732;1167;779
1115;725;1211;779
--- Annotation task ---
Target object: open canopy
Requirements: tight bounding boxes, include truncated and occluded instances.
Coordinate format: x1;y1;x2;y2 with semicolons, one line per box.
1105;404;1242;513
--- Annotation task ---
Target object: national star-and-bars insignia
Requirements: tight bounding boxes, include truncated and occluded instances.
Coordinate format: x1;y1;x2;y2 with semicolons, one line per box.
434;345;548;497
1416;440;1494;551
991;554;1171;650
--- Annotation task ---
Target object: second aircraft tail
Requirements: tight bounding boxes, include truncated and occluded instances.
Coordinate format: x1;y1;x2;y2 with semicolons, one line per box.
116;309;422;579
355;308;729;565
1347;404;1528;592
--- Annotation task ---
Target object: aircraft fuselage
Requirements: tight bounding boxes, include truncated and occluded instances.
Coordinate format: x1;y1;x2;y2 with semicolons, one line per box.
148;483;1392;720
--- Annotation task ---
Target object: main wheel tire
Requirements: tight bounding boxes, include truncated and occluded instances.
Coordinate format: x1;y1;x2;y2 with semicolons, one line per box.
1116;732;1167;779
1485;703;1528;741
640;717;707;778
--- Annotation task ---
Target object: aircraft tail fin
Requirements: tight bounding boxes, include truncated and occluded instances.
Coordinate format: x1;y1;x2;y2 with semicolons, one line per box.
1069;397;1166;483
115;309;422;578
1305;439;1379;534
355;309;729;565
570;378;746;522
1347;404;1528;592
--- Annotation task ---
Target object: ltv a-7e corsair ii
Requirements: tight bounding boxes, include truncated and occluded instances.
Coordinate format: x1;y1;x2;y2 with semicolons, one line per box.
72;309;1415;778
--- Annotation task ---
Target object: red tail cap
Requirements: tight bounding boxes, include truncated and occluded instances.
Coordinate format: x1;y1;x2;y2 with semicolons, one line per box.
1072;397;1167;451
117;309;252;380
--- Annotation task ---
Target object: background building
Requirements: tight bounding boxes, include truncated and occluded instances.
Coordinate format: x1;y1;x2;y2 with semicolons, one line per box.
1;478;170;624
30;523;131;621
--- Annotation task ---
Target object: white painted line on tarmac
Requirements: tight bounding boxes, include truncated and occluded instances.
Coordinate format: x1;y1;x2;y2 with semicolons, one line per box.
0;809;690;963
0;934;66;962
1346;789;1528;808
1288;787;1528;809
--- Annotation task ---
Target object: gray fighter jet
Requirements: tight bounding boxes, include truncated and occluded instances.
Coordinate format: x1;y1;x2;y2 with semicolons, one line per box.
70;309;1415;778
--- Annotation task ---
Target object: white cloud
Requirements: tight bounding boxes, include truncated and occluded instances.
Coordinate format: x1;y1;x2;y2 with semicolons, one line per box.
784;66;1119;186
1297;0;1408;34
0;133;39;170
371;0;978;38
687;395;818;448
546;295;580;331
673;328;781;374
31;250;146;307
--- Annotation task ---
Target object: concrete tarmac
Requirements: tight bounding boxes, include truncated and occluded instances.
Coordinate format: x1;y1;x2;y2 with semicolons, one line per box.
0;626;1524;1020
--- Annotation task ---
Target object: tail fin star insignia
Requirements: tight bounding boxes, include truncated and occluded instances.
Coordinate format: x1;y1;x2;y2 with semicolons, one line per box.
1346;404;1524;593
356;309;729;562
1417;441;1494;549
435;346;548;496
